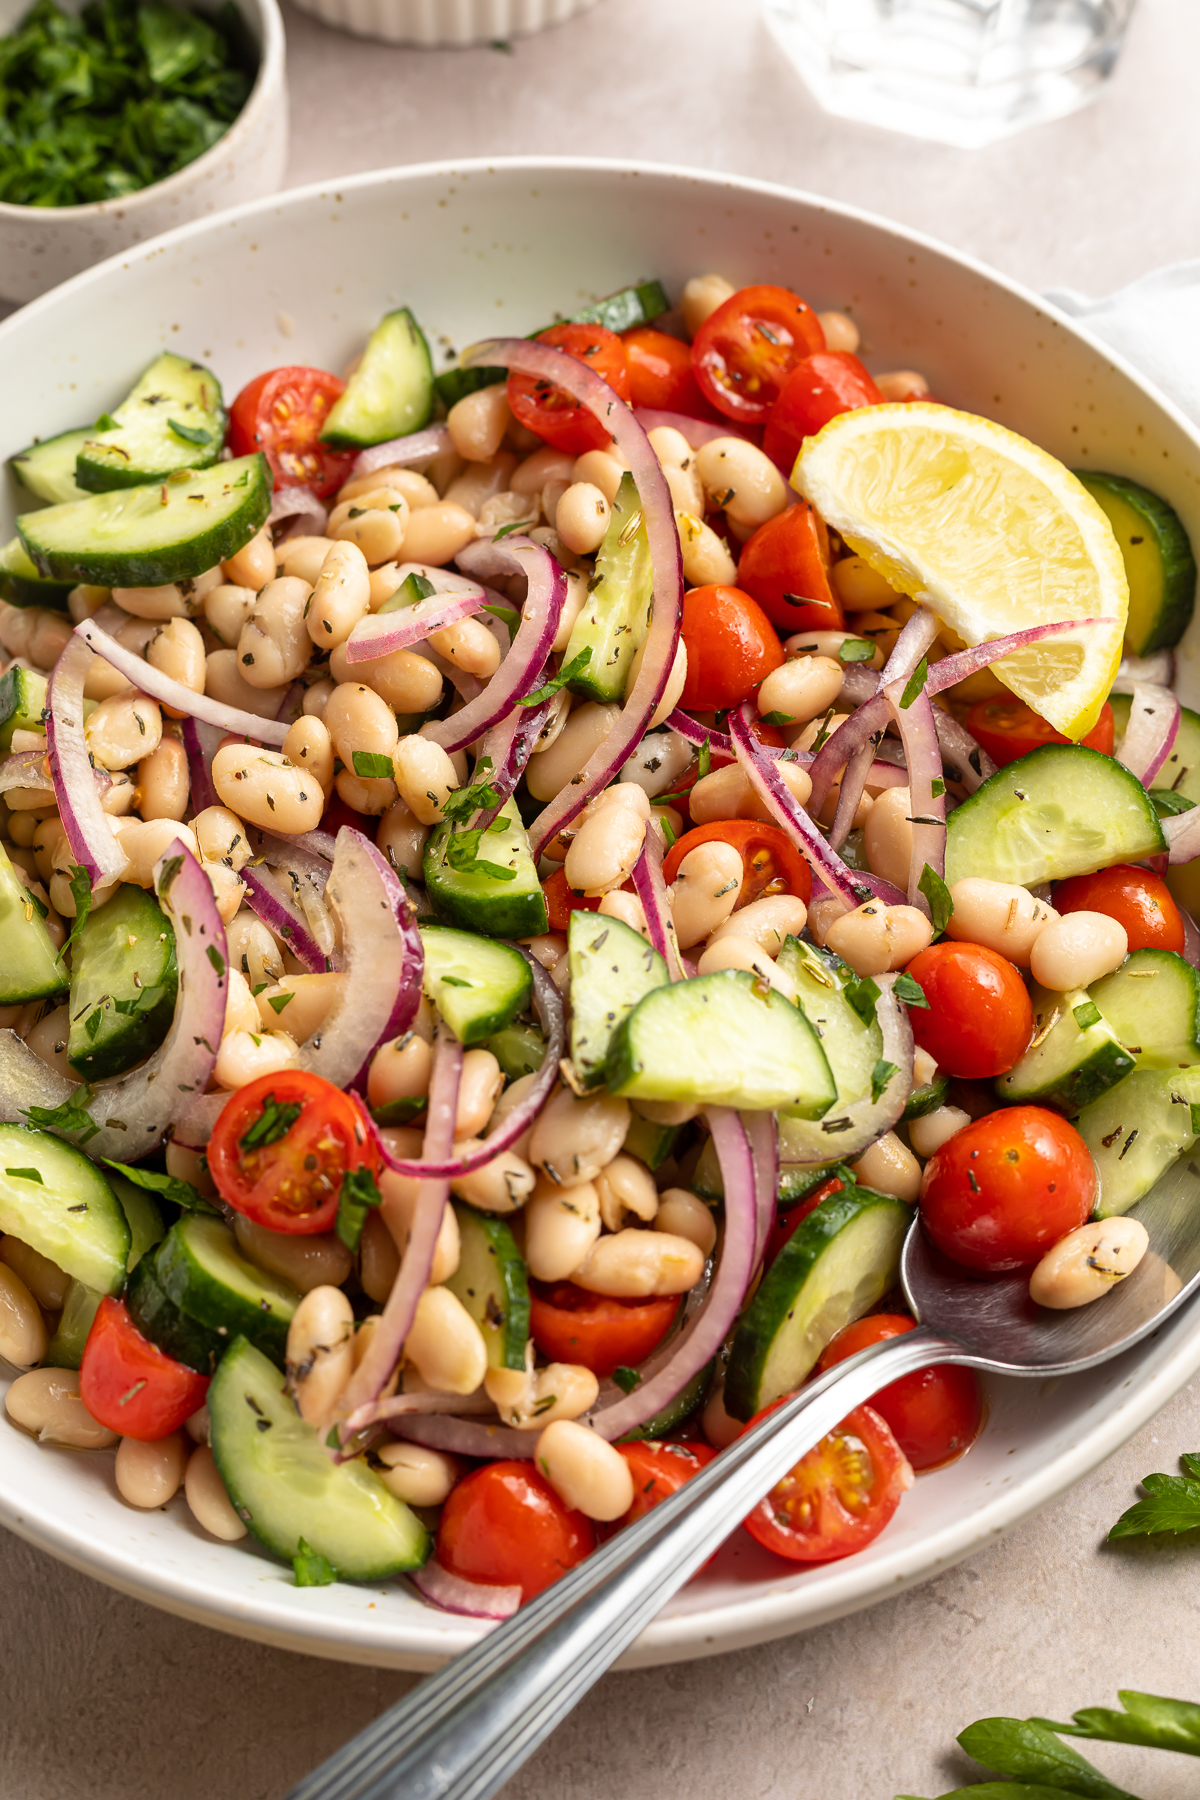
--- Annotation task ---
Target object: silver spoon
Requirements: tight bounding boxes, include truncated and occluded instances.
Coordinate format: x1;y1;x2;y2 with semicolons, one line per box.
284;1156;1200;1800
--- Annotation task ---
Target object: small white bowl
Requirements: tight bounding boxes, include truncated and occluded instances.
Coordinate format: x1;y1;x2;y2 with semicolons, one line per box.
0;0;288;305
284;0;600;47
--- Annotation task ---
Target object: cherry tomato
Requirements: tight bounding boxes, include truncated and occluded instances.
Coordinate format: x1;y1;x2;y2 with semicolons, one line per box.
736;502;842;634
904;941;1033;1079
965;696;1115;767
920;1104;1095;1272
762;1175;845;1268
679;584;784;711
742;1401;911;1563
816;1314;983;1471
1054;863;1185;954
437;1461;594;1603
208;1069;380;1234
80;1298;210;1441
663;819;812;910
762;352;884;477
506;323;631;457
529;1280;680;1378
615;1439;718;1525
539;868;602;933
691;285;826;426
228;366;356;499
621;326;714;418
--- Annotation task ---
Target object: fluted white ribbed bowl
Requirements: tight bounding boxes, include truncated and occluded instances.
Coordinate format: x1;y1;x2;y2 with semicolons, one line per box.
284;0;599;45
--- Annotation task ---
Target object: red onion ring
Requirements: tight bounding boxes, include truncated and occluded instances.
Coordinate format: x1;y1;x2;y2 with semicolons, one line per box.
663;710;732;757
390;1414;535;1461
346;587;487;663
923;617;1115;699
73;618;290;748
729;704;869;909
241;864;330;974
828;735;878;851
411;1557;521;1622
932;709;994;794
46;622;128;886
630;830;684;980
182;716;223;813
778;972;915;1167
744;1108;779;1269
882;678;946;900
0;749;54;797
632;409;750;448
1180;902;1200;970
1117;681;1180;787
353;426;454;479
460;338;684;860
255;831;333;894
269;827;338;862
807;607;940;817
1164;808;1200;865
1114;650;1175;692
268;486;328;539
474;696;554;830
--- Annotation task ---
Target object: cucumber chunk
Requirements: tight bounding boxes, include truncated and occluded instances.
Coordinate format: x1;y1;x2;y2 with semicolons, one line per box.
321;309;434;448
9;427;91;504
562;472;652;703
1076;471;1196;657
0;665;47;751
903;1074;950;1120
691;1130;839;1203
444;1203;530;1370
420;924;532;1046
568;909;668;1088
997;984;1136;1112
43;1280;103;1370
75;353;226;492
67;884;177;1079
944;744;1165;888
107;1172;166;1270
1074;1066;1200;1217
0;839;68;1005
423;797;548;939
724;1186;909;1419
623;1110;682;1171
125;1254;225;1374
0;536;73;610
0;1124;129;1294
617;1360;712;1442
154;1215;300;1363
1089;948;1200;1068
606;968;836;1116
485;1022;547;1080
777;937;883;1106
18;453;272;589
209;1336;430;1579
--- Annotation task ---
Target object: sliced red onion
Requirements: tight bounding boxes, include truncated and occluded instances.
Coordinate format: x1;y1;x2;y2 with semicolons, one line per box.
269;827;338;862
274;681;305;726
241;864;330;974
1180;903;1200;971
357;1389;496;1426
839;662;880;709
423;536;564;755
0;1030;75;1127
1117;681;1180;787
932;709;994;794
630;830;684;981
744;1108;779;1269
664;709;733;757
778;973;915;1168
632;408;750;448
256;830;333;893
807;607;939;817
882;679;946;901
46;627;127;886
73;618;290;749
1113;649;1175;693
353;425;454;479
391;1414;535;1460
0;749;53;797
411;1557;521;1622
474;697;554;830
345;581;487;663
337;1027;461;1434
268;486;328;539
182;716;223;814
729;704;869;909
375;953;564;1180
590;1106;756;1441
1164;807;1200;864
806;693;889;821
460;338;684;860
924;618;1114;699
828;736;878;851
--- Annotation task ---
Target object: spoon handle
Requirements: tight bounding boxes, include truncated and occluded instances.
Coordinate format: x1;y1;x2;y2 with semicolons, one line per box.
285;1327;966;1800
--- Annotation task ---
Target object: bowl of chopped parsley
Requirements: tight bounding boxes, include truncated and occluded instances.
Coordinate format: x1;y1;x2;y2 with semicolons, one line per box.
0;0;286;302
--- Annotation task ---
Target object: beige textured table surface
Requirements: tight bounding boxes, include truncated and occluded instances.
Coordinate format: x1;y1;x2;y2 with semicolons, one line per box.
7;2;1200;1795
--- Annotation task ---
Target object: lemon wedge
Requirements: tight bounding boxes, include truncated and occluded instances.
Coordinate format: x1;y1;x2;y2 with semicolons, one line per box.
792;403;1129;739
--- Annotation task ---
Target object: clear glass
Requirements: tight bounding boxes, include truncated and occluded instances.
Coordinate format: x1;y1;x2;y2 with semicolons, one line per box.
763;0;1138;147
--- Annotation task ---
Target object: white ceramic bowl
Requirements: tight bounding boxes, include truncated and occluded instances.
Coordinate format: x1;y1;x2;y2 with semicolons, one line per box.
0;0;288;305
284;0;599;47
3;159;1200;1672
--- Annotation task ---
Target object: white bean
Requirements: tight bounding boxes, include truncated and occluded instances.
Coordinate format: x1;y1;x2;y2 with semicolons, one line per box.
681;273;735;339
214;1027;300;1090
374;1442;462;1507
448;384;511;462
184;1444;247;1540
5;1368;116;1447
670;841;743;949
654;1189;717;1256
595;1154;658;1232
676;511;738;586
831;556;906;613
485;1358;598;1429
204;583;257;647
851;1131;922;1202
329;493;409;566
394;734;459;824
204;649;288;720
0;1261;47;1367
281;715;334;795
444;453;518;518
571;450;625;505
222;525;275;591
85;692;162;771
824;901;934;977
455;1049;505;1139
226;909;284;986
286;1285;355;1428
329;637;444;713
572;1229;706;1297
876;370;929;401
400;503;477;567
696;935;797;1002
368;1032;432;1110
427;616;502;680
756;656;845;728
137;736;190;823
695;438;789;531
535;1419;634;1522
863;787;914;893
233;1215;352;1294
147;618;206;709
237;576;313;688
526;702;620;802
529;1088;630;1187
624;634;689;731
706;893;809;957
701;1378;742;1449
945;878;1059;967
222;968;261;1034
114;817;198;888
1030;912;1128;992
524;1178;601;1281
450;1143;537;1213
276;536;336;586
908;1105;971;1160
1030;1217;1149;1309
211;744;324;834
307;540;370;649
377;798;430;881
324;681;399;770
115;1431;188;1508
564;803;646;896
512;447;575;496
556;482;610;556
0;1235;68;1311
817;310;860;353
687;758;812;825
404;1286;488;1395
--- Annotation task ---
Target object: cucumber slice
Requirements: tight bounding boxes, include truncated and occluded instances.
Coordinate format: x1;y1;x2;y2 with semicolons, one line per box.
777;937;883;1107
997;984;1136;1111
903;1074;950;1120
75;353;226;492
0;839;68;1005
568;908;668;1088
944;744;1165;888
125;1254;224;1374
107;1173;166;1270
209;1336;430;1579
420;924;532;1046
43;1279;103;1370
154;1215;300;1363
1088;948;1200;1068
321;309;434;448
9;426;91;504
443;1203;530;1370
67;884;177;1079
0;665;48;751
423;797;548;939
562;472;652;703
0;536;73;610
616;1360;712;1443
1076;471;1197;657
692;1129;838;1203
1074;1066;1200;1217
485;1022;547;1080
606;969;836;1116
724;1186;909;1420
0;1124;129;1294
623;1111;682;1171
18;453;272;589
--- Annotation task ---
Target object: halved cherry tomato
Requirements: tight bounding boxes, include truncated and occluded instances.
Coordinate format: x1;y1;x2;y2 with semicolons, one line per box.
816;1314;983;1471
507;323;631;457
662;819;812;909
965;696;1115;767
208;1069;380;1234
615;1439;718;1525
691;285;826;426
529;1280;680;1378
919;1104;1095;1272
679;584;784;711
80;1298;210;1441
736;502;842;634
742;1400;911;1563
904;941;1033;1079
1053;863;1185;954
762;1175;844;1267
762;352;884;477
622;326;714;419
228;366;357;498
437;1461;594;1603
540;868;602;933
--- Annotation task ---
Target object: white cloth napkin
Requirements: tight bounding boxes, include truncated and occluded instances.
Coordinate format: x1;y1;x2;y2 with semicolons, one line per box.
1047;261;1200;430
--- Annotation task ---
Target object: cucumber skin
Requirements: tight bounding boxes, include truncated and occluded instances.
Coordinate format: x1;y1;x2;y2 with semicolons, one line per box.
423;799;548;941
320;308;434;449
445;1203;530;1371
617;1360;712;1443
0;538;73;610
419;924;533;1046
154;1218;298;1364
1077;471;1196;657
0;1125;129;1296
75;354;226;492
0;838;68;1005
903;1075;950;1121
67;884;177;1080
125;1255;224;1375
